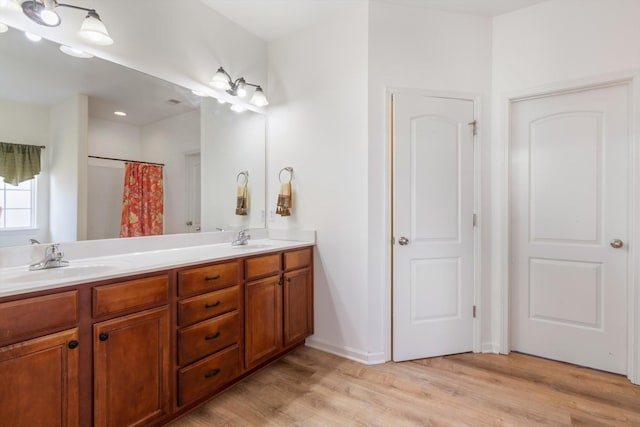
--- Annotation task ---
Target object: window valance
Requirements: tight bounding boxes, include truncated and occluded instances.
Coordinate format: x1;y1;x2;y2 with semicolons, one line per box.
0;142;42;186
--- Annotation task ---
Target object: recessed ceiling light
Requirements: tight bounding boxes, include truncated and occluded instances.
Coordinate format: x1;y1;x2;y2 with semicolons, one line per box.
0;23;8;33
230;104;246;113
114;111;127;117
59;45;93;58
25;31;42;42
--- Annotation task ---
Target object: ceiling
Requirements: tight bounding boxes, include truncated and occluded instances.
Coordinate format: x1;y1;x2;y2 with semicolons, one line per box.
201;0;549;42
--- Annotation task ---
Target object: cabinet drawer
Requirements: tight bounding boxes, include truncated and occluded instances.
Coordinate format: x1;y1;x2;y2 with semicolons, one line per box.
178;262;240;297
284;247;312;271
93;275;169;317
178;344;240;406
245;253;281;280
178;286;240;327
178;311;240;366
0;291;78;344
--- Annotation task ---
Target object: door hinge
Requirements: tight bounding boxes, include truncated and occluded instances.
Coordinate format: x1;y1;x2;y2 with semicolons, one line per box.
468;120;477;136
473;305;477;318
473;213;477;227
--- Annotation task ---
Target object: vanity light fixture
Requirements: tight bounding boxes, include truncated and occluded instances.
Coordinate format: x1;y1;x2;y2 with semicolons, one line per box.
209;67;269;107
20;0;113;46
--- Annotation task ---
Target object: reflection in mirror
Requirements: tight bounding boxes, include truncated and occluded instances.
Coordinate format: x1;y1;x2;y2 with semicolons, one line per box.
201;98;266;232
0;25;266;247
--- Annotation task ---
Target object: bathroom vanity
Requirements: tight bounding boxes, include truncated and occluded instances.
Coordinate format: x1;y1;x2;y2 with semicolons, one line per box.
0;238;314;427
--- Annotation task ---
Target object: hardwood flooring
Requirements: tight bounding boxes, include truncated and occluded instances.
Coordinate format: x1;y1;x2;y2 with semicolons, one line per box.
168;346;640;426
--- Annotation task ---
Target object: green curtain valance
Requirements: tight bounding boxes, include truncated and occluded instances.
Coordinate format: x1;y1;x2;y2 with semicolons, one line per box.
0;142;42;186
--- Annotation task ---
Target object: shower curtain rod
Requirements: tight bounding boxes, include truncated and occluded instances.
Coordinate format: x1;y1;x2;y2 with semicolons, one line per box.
88;155;164;167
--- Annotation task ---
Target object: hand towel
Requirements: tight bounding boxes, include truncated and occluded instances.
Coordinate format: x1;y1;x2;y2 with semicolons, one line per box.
276;182;292;216
235;183;248;215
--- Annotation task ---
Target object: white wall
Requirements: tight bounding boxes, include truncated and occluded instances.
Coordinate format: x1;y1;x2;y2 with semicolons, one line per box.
49;95;88;243
368;1;494;358
267;4;371;361
0;99;50;246
142;110;201;235
201;99;265;232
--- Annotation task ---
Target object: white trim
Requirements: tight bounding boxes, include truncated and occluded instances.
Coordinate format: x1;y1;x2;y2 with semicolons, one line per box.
305;337;386;365
387;87;483;358
496;70;640;384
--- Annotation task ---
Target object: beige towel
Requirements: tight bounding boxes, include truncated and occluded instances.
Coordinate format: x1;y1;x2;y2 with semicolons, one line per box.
235;184;248;215
276;182;292;216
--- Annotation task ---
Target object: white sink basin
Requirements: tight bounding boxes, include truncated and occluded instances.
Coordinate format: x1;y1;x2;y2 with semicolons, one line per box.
2;264;118;284
232;243;275;250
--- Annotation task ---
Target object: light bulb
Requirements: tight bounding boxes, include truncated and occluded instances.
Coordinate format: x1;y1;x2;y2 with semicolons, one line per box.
236;80;247;98
250;87;269;107
210;67;231;91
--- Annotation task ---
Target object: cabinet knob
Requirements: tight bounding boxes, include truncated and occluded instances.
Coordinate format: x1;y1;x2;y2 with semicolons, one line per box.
68;340;79;349
278;280;283;287
204;368;221;379
286;278;292;283
99;333;109;341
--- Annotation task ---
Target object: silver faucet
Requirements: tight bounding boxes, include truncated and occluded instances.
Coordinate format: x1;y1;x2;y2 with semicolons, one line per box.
231;229;251;246
29;243;70;271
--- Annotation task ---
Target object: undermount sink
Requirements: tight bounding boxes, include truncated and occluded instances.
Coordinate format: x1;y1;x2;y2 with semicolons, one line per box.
232;243;275;250
1;263;119;285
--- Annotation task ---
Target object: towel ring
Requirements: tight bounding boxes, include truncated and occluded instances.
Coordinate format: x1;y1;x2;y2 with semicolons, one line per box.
279;167;293;183
236;171;249;185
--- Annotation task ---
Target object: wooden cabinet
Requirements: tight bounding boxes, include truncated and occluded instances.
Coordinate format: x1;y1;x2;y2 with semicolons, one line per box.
245;248;314;369
93;306;170;427
0;244;313;426
176;260;243;407
92;274;170;427
283;267;313;347
0;328;79;427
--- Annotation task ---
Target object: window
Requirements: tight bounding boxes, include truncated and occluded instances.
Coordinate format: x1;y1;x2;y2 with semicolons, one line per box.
0;176;36;229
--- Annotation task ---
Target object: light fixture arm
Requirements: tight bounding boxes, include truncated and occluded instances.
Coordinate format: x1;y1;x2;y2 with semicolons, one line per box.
56;3;96;13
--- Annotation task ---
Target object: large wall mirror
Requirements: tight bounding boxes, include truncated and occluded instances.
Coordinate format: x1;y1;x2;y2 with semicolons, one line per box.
0;26;266;247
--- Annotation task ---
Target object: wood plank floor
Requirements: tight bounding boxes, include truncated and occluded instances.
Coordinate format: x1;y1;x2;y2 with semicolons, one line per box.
168;346;640;426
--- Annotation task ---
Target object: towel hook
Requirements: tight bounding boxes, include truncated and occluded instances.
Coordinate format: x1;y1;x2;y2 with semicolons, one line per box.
279;167;293;183
236;171;249;185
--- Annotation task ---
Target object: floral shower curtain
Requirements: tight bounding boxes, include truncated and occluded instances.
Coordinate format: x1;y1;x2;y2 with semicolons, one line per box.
120;162;164;237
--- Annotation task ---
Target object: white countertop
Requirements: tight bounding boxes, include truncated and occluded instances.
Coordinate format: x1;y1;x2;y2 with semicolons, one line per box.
0;238;314;298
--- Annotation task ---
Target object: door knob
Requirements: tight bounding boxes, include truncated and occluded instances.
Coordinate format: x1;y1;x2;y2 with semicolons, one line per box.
398;237;409;246
610;239;624;249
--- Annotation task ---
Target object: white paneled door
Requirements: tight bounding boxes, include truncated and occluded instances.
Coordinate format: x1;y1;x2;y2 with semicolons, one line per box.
510;83;629;374
392;93;475;362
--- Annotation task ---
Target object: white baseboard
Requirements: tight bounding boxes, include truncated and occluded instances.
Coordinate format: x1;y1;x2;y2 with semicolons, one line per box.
481;341;500;354
305;337;386;365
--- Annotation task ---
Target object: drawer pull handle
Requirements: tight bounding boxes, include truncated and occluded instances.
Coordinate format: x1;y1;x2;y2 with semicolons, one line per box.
68;340;79;349
205;332;221;341
204;368;221;379
205;274;221;281
99;333;109;342
205;301;221;309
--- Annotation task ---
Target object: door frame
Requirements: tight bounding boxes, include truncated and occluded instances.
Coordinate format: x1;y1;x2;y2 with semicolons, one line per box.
495;70;640;384
388;88;484;358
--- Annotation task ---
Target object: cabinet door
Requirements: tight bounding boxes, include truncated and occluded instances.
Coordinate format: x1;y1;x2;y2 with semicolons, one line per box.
283;268;313;347
245;275;282;368
94;307;170;427
0;328;79;427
